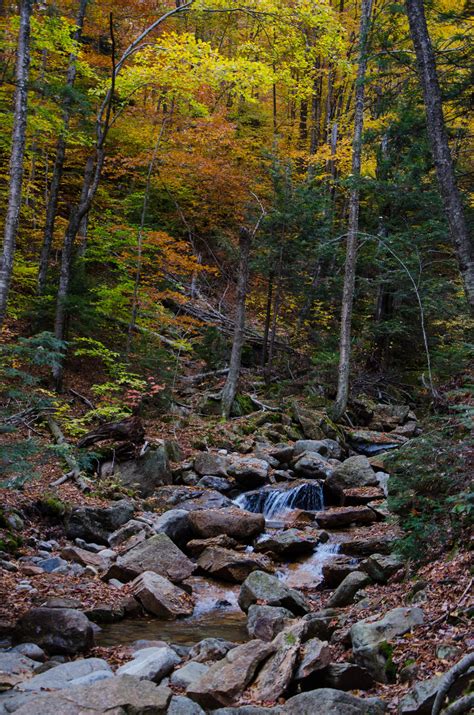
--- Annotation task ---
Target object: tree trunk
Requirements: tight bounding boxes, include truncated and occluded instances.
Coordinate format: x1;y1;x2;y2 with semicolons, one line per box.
0;0;32;327
405;0;474;313
261;270;274;367
37;0;88;295
221;227;251;419
333;0;373;421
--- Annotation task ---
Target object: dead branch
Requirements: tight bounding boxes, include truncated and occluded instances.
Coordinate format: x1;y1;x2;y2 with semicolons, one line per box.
431;652;474;715
442;694;474;715
69;388;95;411
247;394;280;412
45;415;90;492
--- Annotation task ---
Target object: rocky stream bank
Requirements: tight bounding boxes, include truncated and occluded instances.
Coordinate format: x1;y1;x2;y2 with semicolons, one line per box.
0;402;472;714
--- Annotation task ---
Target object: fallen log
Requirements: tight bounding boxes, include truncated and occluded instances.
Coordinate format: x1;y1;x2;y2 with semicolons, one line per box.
46;415;90;492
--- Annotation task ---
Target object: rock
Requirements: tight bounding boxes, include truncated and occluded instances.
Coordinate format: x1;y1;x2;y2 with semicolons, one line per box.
360;553;404;584
283;688;386;714
111;445;172;497
327;571;371;607
398;669;474;715
321;557;361;589
36;556;69;573
168;695;206;714
327;456;378;490
0;652;38;689
214;708;282;715
291;405;341;442
239;571;309;616
393;422;419;438
294;440;342;460
108;519;153;548
86;603;125;623
11;643;46;662
251;624;304;702
60;546;104;570
11;675;171;715
16;608;94;655
198;546;273;583
227;458;270;488
351;607;424;682
105;533;196;583
254;530;319;559
247;605;295;641
41;597;82;609
314;506;378;529
194;453;228;477
116;646;180;682
16;657;112;691
188;638;236;663
348;430;407;456
187;639;274;708
301;610;341;641
170;661;210;689
186;534;239;557
152;509;193;546
197;476;233;492
66;500;134;545
321;662;375;691
339;536;393;557
293;452;333;479
188;508;265;541
295;638;330;681
270;444;295;463
130;570;195;618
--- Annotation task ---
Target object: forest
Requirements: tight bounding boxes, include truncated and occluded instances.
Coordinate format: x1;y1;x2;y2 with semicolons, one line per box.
0;0;472;714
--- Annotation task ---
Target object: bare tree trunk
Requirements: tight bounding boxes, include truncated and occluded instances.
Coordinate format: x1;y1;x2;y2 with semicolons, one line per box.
0;0;32;327
264;246;283;383
333;0;373;421
261;270;274;368
405;0;474;313
37;0;89;295
221;227;251;419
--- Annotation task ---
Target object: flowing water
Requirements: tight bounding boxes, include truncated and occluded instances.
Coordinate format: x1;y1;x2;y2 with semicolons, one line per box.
233;481;324;519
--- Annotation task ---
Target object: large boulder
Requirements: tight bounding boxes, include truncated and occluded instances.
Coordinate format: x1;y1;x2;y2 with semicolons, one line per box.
197;547;273;583
15;658;112;691
108;519;153;548
254;530;319;559
187;640;274;708
152;509;193;547
188;638;236;663
347;430;407;456
326;456;378;490
239;571;309;616
294;440;342;460
314;506;378;529
321;662;375;691
116;646;180;681
360;554;404;584
105;533;196;583
0;652;39;690
321;557;361;589
194;453;228;477
16;608;94;655
227;457;270;488
339;535;393;557
188;508;265;541
351;607;424;682
113;446;171;497
247;605;295;641
170;661;210;690
251;624;305;703
283;688;386;714
293;452;334;480
295;637;331;681
152;486;232;512
11;674;171;715
327;571;371;607
186;534;239;557
66;500;134;545
168;695;206;715
130;571;195;618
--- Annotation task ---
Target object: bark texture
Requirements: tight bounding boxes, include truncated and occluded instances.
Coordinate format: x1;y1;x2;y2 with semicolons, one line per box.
0;0;32;326
405;0;474;312
333;0;373;420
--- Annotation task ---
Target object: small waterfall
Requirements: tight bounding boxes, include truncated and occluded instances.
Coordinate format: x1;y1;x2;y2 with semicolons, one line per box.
234;482;324;519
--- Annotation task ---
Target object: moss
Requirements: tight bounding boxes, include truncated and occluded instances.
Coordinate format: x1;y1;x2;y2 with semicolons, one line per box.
0;534;23;554
37;495;68;519
0;510;9;529
231;394;254;417
284;632;297;646
379;641;397;681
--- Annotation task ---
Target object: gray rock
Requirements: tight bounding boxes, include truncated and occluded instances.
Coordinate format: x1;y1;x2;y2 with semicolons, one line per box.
197;476;233;493
327;571;371;607
108;519;153;548
321;557;361;589
10;644;46;662
360;553;404;584
283;688;386;714
295;638;331;680
198;546;273;583
16;608;94;656
339;535;393;557
327;456;378;490
16;658;111;691
247;605;294;641
188;508;265;541
301;610;341;641
398;670;474;715
269;444;295;463
214;709;282;715
194;453;228;477
186;534;239;557
239;571;309;616
153;485;233;511
251;624;304;702
321;662;374;691
116;646;180;682
227;458;269;488
0;652;38;689
168;695;206;715
130;570;195;618
151;509;193;546
188;638;236;663
114;445;172;497
254;530;318;559
187;639;275;708
351;607;424;682
66;500;134;545
294;440;342;460
11;675;171;715
36;557;68;573
315;506;378;529
293;452;333;479
170;661;209;689
105;533;196;583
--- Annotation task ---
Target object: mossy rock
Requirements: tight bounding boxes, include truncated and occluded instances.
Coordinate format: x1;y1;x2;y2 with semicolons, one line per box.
36;494;69;520
379;641;397;681
230;394;255;417
0;533;23;554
